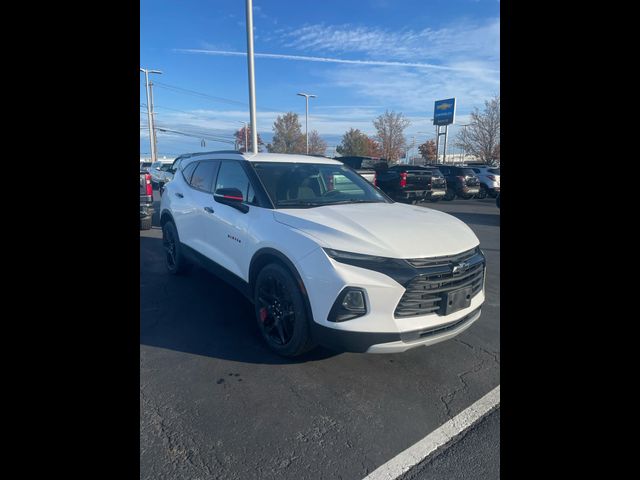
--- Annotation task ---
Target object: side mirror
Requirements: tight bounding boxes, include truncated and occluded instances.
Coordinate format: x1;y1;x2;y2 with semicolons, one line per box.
214;187;249;213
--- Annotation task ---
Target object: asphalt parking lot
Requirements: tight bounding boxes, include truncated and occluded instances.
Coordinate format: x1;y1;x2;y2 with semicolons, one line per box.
140;192;500;480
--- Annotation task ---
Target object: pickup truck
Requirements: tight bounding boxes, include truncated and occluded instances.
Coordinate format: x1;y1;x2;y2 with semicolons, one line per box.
140;171;154;230
334;156;384;185
375;165;447;203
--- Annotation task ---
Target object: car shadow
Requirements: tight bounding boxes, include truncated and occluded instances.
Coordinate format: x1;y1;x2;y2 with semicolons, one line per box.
140;236;339;365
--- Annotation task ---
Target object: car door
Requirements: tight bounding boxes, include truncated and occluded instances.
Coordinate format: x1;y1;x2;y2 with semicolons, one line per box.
205;159;257;279
181;159;221;258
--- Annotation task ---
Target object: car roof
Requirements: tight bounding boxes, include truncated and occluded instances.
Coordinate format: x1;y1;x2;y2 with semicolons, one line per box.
180;151;343;165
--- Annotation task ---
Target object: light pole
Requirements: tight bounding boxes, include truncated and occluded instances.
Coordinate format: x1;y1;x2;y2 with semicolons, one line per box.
140;67;162;162
297;92;317;154
245;0;258;154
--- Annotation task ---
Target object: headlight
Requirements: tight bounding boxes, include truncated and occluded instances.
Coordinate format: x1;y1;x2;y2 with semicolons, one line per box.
323;248;406;268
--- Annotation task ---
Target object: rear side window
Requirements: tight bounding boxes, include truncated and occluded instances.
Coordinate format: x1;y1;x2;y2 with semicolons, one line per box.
215;161;252;202
190;160;219;192
182;161;198;184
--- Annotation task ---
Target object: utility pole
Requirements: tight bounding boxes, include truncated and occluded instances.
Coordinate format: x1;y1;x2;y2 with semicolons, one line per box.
149;80;159;160
245;0;258;154
297;92;317;154
140;67;162;163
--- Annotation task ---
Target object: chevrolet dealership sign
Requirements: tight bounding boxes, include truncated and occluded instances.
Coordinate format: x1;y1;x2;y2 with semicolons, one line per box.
433;98;456;126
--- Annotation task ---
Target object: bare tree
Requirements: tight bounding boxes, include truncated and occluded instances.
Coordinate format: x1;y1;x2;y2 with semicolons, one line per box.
266;112;306;154
307;130;327;156
373;110;410;163
455;96;500;165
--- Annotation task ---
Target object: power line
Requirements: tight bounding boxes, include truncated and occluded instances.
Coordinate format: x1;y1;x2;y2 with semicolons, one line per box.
152;80;284;113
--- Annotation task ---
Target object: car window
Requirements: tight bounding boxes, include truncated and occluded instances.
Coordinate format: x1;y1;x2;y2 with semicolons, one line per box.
182;161;198;184
160;163;173;171
190;160;219;192
489;168;500;174
472;168;480;173
215;160;252;202
252;162;388;208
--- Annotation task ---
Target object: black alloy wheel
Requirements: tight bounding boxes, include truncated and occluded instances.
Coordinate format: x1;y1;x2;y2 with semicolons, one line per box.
254;263;315;357
162;221;189;274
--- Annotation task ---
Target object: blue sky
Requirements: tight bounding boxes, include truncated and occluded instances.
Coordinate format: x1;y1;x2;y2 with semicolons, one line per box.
140;0;500;158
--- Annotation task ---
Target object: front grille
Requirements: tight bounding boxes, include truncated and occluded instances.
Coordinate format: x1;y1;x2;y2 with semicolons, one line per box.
405;247;477;268
394;251;484;318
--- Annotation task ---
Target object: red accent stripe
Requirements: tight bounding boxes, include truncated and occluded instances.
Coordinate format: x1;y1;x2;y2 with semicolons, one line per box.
223;195;243;201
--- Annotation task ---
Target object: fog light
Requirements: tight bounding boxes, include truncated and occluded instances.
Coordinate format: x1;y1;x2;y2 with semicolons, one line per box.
328;287;368;322
342;290;365;311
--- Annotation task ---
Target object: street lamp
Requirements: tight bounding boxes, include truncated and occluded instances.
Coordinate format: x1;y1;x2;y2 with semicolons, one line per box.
140;67;162;163
297;92;317;154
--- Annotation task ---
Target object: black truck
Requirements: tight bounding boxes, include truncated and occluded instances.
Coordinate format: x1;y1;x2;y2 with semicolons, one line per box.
140;171;154;230
374;164;447;203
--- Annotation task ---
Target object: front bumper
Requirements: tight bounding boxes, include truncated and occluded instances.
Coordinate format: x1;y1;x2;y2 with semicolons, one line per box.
297;247;485;353
312;307;482;353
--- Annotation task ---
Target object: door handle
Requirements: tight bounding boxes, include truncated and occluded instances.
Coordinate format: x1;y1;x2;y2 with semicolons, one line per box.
204;206;214;214
175;192;184;198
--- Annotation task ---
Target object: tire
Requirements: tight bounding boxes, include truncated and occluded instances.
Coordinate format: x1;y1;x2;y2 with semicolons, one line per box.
162;221;190;275
140;216;152;230
443;189;456;201
476;185;488;200
254;263;316;357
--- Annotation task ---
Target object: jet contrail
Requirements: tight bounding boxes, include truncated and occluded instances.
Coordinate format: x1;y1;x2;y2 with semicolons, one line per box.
174;49;498;74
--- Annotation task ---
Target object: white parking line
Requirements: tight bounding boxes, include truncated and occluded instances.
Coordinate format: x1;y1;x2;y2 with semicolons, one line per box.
362;385;500;480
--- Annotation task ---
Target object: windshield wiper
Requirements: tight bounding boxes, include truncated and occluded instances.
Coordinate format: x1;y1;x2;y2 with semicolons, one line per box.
276;200;325;207
323;199;382;205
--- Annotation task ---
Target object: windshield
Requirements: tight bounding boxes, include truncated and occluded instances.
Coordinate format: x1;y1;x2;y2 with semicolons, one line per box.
160;164;173;171
252;162;389;208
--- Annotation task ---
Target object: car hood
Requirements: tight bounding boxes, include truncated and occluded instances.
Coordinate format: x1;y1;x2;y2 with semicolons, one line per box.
273;202;479;258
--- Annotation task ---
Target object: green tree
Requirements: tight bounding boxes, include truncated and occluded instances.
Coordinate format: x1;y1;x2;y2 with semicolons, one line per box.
336;128;369;156
266;112;305;154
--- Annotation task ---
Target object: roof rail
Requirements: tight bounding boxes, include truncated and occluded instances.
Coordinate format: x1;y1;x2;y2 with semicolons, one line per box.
190;150;242;156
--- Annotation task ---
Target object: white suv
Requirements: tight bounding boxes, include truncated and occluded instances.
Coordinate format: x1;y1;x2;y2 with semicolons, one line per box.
160;151;485;357
470;165;500;199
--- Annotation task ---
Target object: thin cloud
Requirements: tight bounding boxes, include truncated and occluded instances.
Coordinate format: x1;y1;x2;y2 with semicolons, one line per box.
174;48;499;74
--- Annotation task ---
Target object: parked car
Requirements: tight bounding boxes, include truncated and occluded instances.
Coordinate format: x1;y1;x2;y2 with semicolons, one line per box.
375;165;446;203
149;160;175;188
436;165;481;200
140;161;153;173
469;165;500;199
140;170;154;230
160;151;485;357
